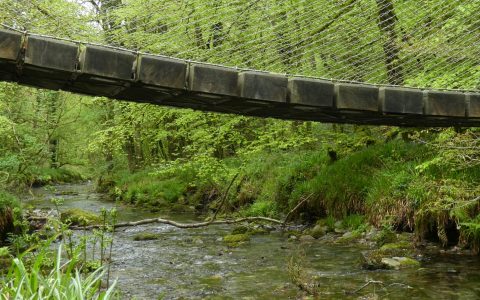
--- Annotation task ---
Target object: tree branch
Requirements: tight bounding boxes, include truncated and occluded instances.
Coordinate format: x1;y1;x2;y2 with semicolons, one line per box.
72;216;283;230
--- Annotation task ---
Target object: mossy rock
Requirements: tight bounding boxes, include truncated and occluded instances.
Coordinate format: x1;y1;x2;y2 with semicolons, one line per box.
381;257;420;270
223;233;250;247
60;209;101;226
308;225;328;239
285;229;301;238
231;225;249;235
374;229;397;246
230;225;269;236
336;230;362;244
361;241;416;270
248;227;270;235
380;241;412;251
199;275;223;286
133;232;161;241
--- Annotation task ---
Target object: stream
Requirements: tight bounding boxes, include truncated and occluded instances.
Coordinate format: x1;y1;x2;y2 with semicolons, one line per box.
24;183;480;299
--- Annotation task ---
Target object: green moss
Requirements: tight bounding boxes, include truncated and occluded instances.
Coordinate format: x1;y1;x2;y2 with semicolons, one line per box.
375;227;397;247
336;230;363;244
199;275;223;286
308;225;327;239
223;233;250;247
133;232;161;241
395;257;420;268
380;241;412;252
60;209;101;226
231;226;249;235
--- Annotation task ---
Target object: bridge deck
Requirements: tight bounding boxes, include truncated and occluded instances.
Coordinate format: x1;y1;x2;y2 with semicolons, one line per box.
1;29;479;127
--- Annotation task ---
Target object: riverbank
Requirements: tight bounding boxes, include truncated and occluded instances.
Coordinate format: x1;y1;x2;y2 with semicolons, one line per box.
99;137;480;254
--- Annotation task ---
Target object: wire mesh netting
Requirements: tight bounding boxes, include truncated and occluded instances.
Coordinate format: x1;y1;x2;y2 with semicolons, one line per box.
1;0;479;91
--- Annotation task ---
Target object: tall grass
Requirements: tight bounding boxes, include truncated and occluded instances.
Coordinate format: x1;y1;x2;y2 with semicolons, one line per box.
0;244;117;300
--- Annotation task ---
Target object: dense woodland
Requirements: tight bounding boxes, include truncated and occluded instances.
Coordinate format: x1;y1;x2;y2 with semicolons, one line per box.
0;1;480;293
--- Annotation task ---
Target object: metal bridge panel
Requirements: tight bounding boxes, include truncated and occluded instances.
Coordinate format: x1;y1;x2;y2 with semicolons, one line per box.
335;83;379;112
0;29;22;81
288;77;334;107
80;45;136;81
425;91;466;117
380;87;424;115
137;55;187;90
188;64;239;97
239;71;288;103
24;36;77;72
468;93;480;118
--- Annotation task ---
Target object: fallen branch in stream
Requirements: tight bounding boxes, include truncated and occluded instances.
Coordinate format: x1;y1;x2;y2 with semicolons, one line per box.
72;216;283;230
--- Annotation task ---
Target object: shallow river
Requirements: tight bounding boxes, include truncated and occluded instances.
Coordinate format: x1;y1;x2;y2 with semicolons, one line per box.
24;183;480;299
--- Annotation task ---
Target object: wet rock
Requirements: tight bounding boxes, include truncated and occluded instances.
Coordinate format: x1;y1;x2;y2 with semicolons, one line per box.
336;230;362;244
288;235;298;242
200;274;223;286
381;257;401;269
334;220;343;229
309;225;327;239
193;238;204;245
361;241;419;270
133;232;161;241
374;229;397;246
299;235;315;242
382;257;420;270
223;233;250;247
231;225;249;235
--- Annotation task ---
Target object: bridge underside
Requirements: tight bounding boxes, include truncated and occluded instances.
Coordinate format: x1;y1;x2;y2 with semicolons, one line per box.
1;29;479;127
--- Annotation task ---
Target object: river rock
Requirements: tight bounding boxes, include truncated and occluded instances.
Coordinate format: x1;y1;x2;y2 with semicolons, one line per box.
336;230;362;244
133;232;161;241
334;220;343;229
310;225;327;239
193;238;204;245
231;225;249;235
299;235;315;242
381;257;401;269
382;257;420;270
223;233;250;247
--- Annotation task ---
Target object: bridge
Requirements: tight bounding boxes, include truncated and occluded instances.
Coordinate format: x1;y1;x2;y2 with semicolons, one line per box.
1;28;479;127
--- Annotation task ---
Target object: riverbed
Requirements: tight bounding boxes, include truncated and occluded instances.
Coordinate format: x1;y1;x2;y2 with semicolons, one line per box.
24;183;480;299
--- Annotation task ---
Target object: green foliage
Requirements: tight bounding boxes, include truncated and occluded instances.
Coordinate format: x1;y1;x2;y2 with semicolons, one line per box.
0;244;117;300
291;140;423;217
108;169;189;207
341;214;366;231
242;201;278;218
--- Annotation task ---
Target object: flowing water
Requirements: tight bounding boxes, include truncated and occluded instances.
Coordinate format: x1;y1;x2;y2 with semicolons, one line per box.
24;183;480;299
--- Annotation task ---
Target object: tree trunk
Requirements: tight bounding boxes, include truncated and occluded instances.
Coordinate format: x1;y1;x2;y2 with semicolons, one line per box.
375;0;404;85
